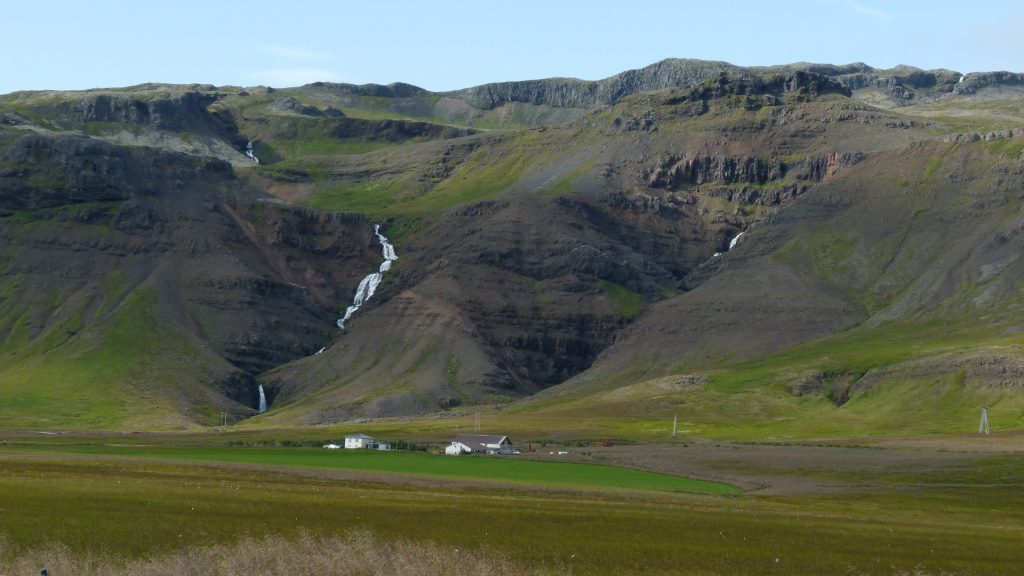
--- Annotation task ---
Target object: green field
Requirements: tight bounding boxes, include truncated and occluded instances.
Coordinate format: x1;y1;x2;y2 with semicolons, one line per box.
0;444;738;495
1;440;1023;575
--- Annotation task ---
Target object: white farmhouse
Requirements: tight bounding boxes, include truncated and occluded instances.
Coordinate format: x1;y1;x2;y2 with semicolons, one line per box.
345;433;380;449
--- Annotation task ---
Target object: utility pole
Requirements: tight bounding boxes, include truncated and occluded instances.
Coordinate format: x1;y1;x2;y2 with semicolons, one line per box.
475;411;480;433
672;414;678;438
979;407;990;435
220;411;227;433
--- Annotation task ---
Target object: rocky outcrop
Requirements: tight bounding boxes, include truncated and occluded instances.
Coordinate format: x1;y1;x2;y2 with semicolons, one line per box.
647;155;785;188
701;184;810;207
953;72;1024;95
327;117;474;142
644;151;863;191
0;133;232;210
832;65;961;94
270;96;344;117
303;81;430;98
269;202;366;225
53;91;226;131
941;128;1024;144
850;354;1024;399
449;62;851;110
790;152;866;181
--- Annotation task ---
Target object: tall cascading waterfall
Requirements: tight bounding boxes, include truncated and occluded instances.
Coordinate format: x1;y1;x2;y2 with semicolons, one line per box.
245;141;260;164
257;385;267;414
336;224;399;330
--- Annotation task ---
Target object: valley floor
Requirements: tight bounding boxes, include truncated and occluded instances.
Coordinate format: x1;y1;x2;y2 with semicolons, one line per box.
1;433;1022;575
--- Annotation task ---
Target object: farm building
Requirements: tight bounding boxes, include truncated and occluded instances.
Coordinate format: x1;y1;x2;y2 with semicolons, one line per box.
446;434;513;455
344;433;389;450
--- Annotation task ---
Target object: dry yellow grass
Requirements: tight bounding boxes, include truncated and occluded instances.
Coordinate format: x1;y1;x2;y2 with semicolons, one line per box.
0;531;542;576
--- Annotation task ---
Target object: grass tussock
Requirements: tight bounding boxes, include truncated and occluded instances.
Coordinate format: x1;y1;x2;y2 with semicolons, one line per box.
0;531;540;576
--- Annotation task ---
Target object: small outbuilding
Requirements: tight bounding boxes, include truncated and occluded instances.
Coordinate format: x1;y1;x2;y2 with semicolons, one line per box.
446;434;513;455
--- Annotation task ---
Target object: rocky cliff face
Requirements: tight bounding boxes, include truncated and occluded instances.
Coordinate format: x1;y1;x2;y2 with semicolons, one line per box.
447;61;851;110
442;59;1019;114
953;72;1024;95
50;91;230;132
0;132;231;209
644;151;864;190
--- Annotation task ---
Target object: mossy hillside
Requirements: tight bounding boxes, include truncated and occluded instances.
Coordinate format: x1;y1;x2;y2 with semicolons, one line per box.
236;114;418;163
0;286;225;429
599;280;645;319
515;315;1024;441
303;128;579;218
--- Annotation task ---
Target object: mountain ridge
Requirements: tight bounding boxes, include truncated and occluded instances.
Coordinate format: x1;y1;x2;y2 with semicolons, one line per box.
1;58;1024;432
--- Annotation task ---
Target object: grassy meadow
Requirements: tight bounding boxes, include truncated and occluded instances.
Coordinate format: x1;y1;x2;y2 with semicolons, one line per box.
0;444;738;495
1;441;1023;575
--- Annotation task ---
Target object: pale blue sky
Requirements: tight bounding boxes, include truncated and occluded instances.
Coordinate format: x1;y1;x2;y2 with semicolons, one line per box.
2;0;1021;94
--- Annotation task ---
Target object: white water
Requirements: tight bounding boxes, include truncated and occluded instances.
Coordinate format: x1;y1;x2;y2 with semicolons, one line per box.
245;141;260;165
257;385;267;413
336;224;398;330
728;231;745;250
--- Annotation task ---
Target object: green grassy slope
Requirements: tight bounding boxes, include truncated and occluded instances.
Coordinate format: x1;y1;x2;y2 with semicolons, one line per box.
0;282;231;429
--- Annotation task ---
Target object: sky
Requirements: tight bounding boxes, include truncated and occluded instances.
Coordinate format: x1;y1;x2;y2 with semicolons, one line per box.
2;0;1022;94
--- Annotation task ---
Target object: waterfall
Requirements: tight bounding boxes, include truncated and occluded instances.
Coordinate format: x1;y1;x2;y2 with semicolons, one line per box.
706;231;745;263
257;385;267;414
245;141;260;165
728;231;745;250
337;224;399;330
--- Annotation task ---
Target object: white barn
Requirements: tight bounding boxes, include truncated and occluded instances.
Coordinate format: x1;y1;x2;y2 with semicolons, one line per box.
446;434;512;455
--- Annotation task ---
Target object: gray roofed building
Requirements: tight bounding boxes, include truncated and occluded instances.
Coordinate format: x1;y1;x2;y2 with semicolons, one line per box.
447;434;512;455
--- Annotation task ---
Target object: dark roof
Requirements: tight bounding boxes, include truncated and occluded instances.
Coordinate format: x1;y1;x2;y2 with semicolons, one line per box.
453;434;509;448
346;433;375;440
